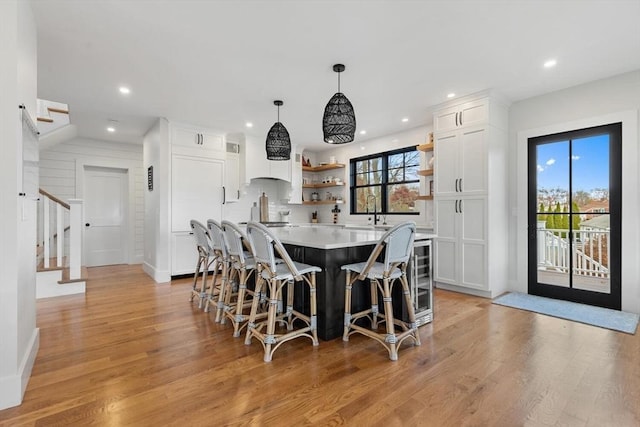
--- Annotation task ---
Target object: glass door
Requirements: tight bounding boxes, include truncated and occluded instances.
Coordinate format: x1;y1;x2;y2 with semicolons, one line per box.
527;123;621;310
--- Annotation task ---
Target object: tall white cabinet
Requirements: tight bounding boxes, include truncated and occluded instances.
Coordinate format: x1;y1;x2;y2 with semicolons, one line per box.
433;94;509;298
169;124;232;275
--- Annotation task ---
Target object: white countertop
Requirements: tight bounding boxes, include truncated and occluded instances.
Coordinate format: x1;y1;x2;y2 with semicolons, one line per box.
268;224;436;250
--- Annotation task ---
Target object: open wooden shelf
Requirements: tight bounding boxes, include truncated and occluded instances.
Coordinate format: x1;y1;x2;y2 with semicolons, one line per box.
416;143;434;152
303;182;345;189
302;200;344;205
416;195;433;201
418;169;434;177
302;163;345;172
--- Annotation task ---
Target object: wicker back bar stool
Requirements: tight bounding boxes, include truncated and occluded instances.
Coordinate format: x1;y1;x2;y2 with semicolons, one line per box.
204;219;231;322
221;220;260;337
245;221;321;362
189;220;215;309
341;222;420;361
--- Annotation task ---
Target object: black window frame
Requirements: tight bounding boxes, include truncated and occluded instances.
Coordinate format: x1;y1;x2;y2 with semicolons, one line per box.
349;146;420;216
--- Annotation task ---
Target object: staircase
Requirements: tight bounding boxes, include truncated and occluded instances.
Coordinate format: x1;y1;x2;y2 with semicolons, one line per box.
37;189;86;298
36;99;78;150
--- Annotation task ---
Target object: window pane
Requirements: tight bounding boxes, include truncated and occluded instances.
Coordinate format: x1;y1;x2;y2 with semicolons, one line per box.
405;151;420;167
388;167;404;183
356;160;368;174
355;173;368;186
355;187;381;213
369;158;382;173
405;165;419;181
388;153;404;169
387;183;419;213
368;170;382;185
572;134;609;214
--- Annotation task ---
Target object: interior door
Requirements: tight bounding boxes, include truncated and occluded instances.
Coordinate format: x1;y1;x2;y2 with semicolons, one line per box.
84;166;128;266
527;123;621;309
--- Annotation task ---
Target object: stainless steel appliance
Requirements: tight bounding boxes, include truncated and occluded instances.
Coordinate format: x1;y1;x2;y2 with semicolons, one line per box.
411;239;433;326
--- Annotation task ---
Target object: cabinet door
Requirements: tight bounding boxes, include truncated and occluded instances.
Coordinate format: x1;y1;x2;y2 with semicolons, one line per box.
433;106;459;132
433;199;457;285
459;127;487;195
458;99;488;128
434;132;459;196
171;232;197;275
173;126;224;152
224;153;240;203
288;151;302;204
171;155;224;232
459;197;487;289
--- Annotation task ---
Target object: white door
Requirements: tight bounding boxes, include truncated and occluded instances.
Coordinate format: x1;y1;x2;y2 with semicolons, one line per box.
84;166;128;266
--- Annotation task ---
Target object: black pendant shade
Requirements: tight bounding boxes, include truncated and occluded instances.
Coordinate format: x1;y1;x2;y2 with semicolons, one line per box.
265;100;291;160
323;64;356;144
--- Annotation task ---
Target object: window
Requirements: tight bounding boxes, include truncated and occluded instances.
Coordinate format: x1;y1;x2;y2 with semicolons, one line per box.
350;146;420;215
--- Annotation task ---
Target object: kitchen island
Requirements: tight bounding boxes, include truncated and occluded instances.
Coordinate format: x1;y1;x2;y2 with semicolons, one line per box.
266;225;436;340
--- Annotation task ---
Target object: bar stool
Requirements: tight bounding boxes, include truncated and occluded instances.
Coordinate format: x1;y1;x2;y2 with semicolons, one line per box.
189;219;214;309
341;222;420;361
245;221;321;362
204;219;230;322
221;220;260;337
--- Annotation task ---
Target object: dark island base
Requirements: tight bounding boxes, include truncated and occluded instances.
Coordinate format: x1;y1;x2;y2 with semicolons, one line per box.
284;243;413;341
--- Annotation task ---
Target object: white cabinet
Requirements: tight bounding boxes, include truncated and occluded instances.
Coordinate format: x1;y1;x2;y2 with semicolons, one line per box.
171;155;224;233
432;94;507;297
433;98;488;132
434;126;487;196
224;151;240;203
172;125;224;153
171;232;197;276
284;150;303;204
434;197;487;290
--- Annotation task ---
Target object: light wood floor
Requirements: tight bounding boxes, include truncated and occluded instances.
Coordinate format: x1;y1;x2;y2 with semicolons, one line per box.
1;265;638;426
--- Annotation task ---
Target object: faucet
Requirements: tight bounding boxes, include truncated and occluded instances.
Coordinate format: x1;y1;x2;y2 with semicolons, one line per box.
366;194;379;225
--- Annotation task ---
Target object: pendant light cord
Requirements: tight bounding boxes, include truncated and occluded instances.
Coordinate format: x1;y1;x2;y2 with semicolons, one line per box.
337;70;341;93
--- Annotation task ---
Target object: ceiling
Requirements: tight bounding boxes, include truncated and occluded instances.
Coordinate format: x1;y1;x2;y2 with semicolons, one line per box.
32;0;640;151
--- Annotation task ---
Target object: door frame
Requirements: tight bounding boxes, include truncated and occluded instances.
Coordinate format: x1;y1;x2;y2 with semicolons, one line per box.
527;123;622;309
516;110;639;314
76;157;137;265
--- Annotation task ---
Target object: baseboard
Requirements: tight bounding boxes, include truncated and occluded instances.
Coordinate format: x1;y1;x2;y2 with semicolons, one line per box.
435;282;493;299
143;262;170;284
0;328;39;411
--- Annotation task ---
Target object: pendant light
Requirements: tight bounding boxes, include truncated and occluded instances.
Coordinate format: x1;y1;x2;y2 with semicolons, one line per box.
265;100;291;160
322;64;356;144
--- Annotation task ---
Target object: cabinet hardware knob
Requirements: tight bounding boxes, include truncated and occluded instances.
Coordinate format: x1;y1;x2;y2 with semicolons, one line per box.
85;223;90;227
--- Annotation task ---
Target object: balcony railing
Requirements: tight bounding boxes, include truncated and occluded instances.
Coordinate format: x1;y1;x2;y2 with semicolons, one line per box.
537;226;610;279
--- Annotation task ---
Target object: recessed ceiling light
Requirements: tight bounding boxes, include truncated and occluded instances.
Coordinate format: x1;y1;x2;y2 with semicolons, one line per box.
447;93;456;98
107;126;116;132
402;118;409;123
359;130;366;135
245;122;253;128
543;59;557;68
119;86;131;95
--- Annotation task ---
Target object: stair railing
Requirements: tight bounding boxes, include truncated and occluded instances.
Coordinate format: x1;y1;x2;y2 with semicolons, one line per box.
39;188;83;280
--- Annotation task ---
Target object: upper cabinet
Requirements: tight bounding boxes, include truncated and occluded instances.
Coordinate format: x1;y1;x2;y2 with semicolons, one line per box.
433;98;488;133
172;125;224;154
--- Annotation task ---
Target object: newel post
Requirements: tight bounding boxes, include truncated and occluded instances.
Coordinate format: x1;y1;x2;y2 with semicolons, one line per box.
68;199;83;280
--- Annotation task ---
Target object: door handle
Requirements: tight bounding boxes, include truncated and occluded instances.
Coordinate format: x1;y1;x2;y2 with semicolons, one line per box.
455;200;458;213
85;223;90;227
459;111;463;126
222;186;226;204
459;199;462;213
455;112;459;127
459;178;462;192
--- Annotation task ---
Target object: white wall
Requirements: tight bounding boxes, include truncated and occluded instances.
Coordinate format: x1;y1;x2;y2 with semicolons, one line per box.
509;70;640;314
302;125;433;227
143;118;171;282
39;137;145;264
0;0;39;410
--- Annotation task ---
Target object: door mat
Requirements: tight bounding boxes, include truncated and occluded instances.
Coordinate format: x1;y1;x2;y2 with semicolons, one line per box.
493;292;638;334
